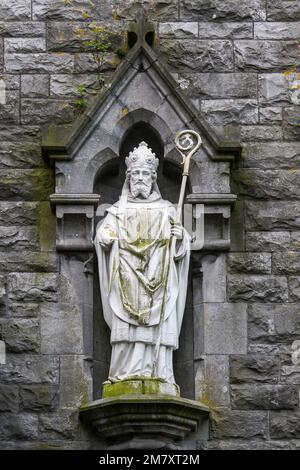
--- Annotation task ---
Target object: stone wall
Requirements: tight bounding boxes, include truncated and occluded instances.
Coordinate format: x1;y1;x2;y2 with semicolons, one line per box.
0;0;300;450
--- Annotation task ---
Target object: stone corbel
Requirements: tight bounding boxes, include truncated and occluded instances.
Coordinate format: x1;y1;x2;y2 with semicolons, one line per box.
50;194;100;252
186;193;237;251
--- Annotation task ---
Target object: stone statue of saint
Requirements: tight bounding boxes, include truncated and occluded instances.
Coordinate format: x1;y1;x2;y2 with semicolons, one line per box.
95;141;190;392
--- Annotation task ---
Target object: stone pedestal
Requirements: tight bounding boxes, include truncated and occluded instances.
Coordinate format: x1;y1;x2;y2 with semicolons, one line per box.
102;378;179;398
80;395;209;449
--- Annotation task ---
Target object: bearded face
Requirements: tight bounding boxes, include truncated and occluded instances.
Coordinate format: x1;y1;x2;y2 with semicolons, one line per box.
129;167;154;199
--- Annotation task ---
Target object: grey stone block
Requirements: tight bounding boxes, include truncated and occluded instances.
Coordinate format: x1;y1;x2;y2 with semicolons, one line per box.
290;232;300;251
32;0;113;20
201;254;226;303
7;303;40;318
273;252;300;275
231;384;299;410
283;106;300;141
246;232;290;252
195;356;230;407
270;411;300;438
198;22;253;39
180;0;266;20
228;275;288;302
8;273;58;303
201;99;258;127
178;72;257;99
5;38;46;53
228;253;271;274
114;0;178;21
242;142;300;169
0;252;58;273
39;409;78;439
0;169;54;201
21;98;75;125
0;90;19;124
0;0;31;20
241;125;282;142
0;202;38;226
0;384;19;411
0;275;6;314
235;40;299;72
21;75;49;98
0;319;39;352
280;366;300;385
0;354;59;384
258;73;291;105
60;355;93;408
245;201;300;231
234;169;300;200
259;106;282;123
20;385;58;411
73;52;121;73
0;226;38;251
230;355;280;384
211;409;268;439
159;22;198;38
255;22;300;40
248;303;300;344
267;0;300;21
201;303;247;354
0;22;46;37
198;439;299;450
288;276;300;301
50;74;100;98
0;413;38;440
5;53;74;73
160;39;234;72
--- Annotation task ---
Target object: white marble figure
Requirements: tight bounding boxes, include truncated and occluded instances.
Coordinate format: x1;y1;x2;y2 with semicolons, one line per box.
94;141;190;386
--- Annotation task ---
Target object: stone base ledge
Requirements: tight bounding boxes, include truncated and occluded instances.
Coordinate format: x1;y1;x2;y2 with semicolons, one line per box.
80;395;209;449
102;378;179;398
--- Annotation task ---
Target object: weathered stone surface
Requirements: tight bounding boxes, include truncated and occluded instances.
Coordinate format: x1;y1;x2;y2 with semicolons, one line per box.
201;99;258;126
246;232;290;252
211;409;268;438
0;252;58;273
198;439;300;450
0;202;38;226
255;22;300;40
0;275;6;315
0;90;19;124
234;169;300;200
198;22;252;39
60;355;93;408
267;0;300;21
273;252;300;275
20;385;58;411
228;253;271;274
283;106;300;141
5;38;46;53
5;53;74;73
50;74;100;98
0;22;45;38
40;302;83;354
0;413;38;440
21;75;49;98
242;142;300;169
195;356;230;407
245;201;300;231
47;21;124;52
74;52;121;73
8;273;57;303
248;303;300;344
259;106;282;123
258;74;292;105
0;319;39;352
21;98;75;125
7;303;40;318
159;22;198;38
201;303;247;354
0;169;53;200
0;226;38;251
180;0;266;20
231;384;299;410
230;355;280;384
280;366;300;385
0;354;59;384
114;0;178;20
0;385;18;412
160;40;234;72
288;276;300;301
0;0;31;20
177;73;257;99
229;275;288;302
241;125;282;142
235;41;299;72
32;0;113;20
270;411;300;438
0;125;43;169
39;409;78;439
290;232;300;251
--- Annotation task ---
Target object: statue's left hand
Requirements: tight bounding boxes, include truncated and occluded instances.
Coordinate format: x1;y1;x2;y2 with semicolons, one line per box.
170;222;183;239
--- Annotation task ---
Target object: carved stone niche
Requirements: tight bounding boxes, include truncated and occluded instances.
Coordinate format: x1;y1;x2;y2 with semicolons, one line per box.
42;24;240;449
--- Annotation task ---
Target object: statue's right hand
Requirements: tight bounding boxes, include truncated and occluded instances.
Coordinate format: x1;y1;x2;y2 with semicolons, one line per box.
100;228;118;247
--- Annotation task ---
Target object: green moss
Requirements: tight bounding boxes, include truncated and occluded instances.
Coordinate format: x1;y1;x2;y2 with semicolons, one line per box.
103;378;179;398
37;202;56;252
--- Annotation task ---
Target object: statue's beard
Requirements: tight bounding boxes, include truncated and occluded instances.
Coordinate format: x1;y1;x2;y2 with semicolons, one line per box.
130;181;152;199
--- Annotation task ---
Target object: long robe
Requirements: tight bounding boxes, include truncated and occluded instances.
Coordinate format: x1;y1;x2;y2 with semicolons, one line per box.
94;191;190;384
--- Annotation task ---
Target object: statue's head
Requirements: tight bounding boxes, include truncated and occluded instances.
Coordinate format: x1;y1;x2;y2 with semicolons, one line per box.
125;141;159;199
